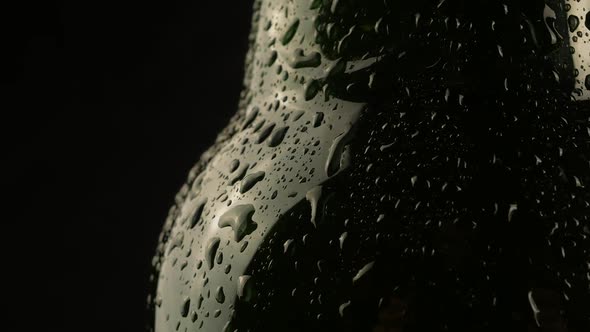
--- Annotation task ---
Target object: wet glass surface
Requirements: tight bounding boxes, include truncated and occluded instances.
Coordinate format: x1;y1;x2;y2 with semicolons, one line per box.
148;1;590;331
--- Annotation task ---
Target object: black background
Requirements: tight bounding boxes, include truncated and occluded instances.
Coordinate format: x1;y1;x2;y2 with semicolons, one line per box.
9;1;254;331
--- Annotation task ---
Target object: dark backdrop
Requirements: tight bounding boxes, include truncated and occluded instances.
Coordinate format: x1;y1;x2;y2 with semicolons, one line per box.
9;1;254;331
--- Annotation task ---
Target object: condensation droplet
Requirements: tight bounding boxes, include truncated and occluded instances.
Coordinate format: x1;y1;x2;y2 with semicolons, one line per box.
218;204;257;242
326;124;355;177
229;163;249;186
568;15;580;32
508;203;518;222
189;198;207;229
339;232;347;250
289;49;321;68
239;172;266;194
304;80;321;101
281;19;300;45
229;159;240;173
268;126;289;147
257;122;276;144
215;286;225;304
313;112;324;128
205;237;221;269
339;301;351;317
284;238;294;253
306;186;323;227
238;275;253;301
528;290;541;327
180;297;190;317
353;261;375;283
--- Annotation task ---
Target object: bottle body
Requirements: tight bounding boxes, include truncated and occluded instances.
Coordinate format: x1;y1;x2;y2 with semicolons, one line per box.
149;0;589;331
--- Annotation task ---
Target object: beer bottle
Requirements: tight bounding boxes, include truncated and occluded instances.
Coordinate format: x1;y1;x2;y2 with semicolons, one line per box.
149;0;590;331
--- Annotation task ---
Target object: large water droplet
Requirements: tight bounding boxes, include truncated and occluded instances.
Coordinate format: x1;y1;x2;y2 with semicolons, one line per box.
528;291;541;326
567;15;580;32
281;19;300;45
237;275;253;301
239;171;265;194
284;238;294;253
205;237;221;270
229;159;240;173
189;198;207;229
306;186;322;227
339;301;351;317
289;49;321;68
312;112;324;128
326;124;355;177
508;203;518;222
268;126;289;147
180;297;190;317
215;286;225;304
352;261;375;284
266;50;278;66
257;122;276;144
339;232;347;250
229;163;249;186
218;204;257;242
542;4;561;46
304;80;321;101
241;107;258;130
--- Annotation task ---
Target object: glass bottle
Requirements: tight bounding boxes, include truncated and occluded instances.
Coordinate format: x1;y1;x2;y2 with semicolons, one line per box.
149;1;589;331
